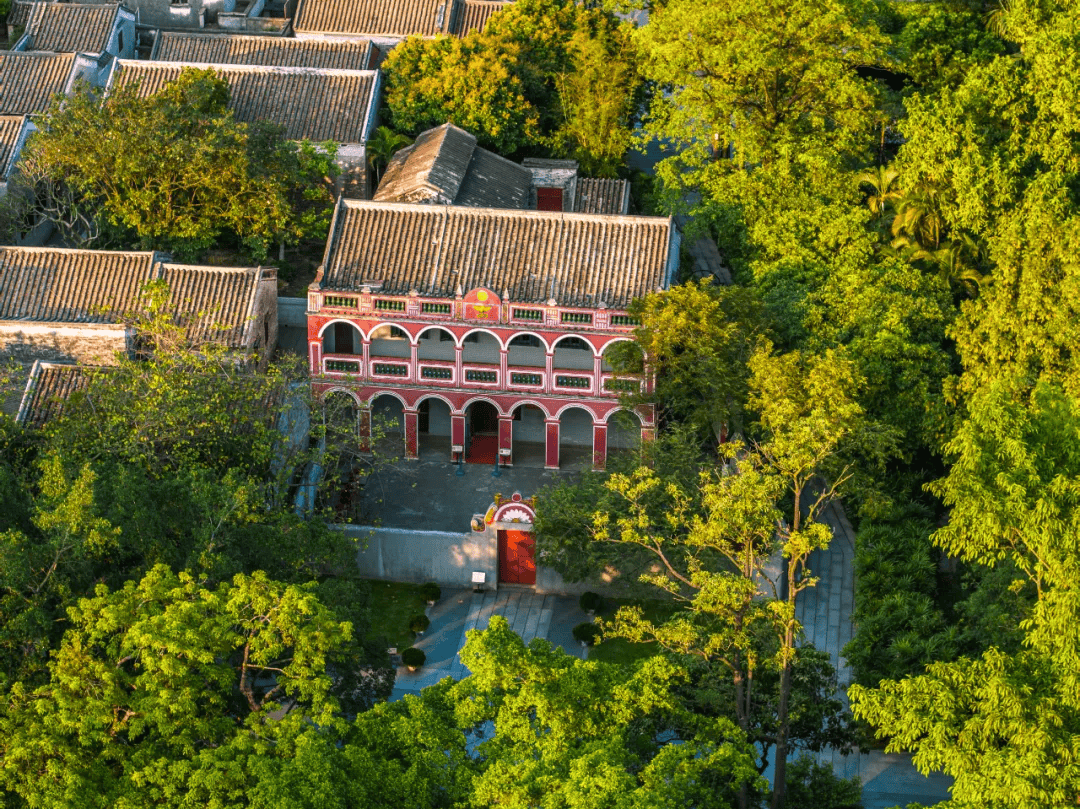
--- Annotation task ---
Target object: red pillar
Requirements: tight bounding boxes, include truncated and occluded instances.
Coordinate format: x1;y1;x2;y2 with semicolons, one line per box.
451;413;466;463
544;352;554;393
499;415;513;466
404;409;418;460
545;419;560;469
309;340;321;375
592;422;607;471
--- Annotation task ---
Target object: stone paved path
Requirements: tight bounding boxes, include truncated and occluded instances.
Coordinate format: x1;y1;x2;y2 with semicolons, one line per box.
796;501;953;808
391;588;565;697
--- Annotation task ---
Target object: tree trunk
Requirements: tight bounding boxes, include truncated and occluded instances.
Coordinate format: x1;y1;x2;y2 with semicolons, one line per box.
771;623;795;809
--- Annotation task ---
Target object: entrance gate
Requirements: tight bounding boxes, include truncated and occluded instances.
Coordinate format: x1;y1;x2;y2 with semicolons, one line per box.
497;529;536;585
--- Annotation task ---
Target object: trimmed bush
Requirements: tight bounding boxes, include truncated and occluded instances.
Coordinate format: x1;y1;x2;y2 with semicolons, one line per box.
409;614;431;633
573;621;601;646
579;591;603;613
401;647;426;668
420;582;441;603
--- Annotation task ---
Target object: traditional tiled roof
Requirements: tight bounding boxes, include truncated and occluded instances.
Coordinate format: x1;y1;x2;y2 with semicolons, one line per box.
294;0;454;37
6;0;34;30
0;115;26;179
0;247;268;348
575;178;631;216
374;123;530;208
0;248;159;322
111;61;378;144
453;0;508;35
317;199;675;308
23;2;119;54
160;264;264;348
0;51;75;115
15;361;91;428
154;32;378;71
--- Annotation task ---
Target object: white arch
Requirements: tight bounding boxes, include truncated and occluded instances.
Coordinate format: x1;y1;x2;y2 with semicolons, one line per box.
317;318;365;339
415;325;456;346
321;386;364;407
506;331;551;352
458;327;505;350
599;336;640;355
366;322;416;343
554;402;599;420
552;333;601;357
366;390;409;409
413;392;457;413
462;395;506;416
603;406;645;425
508;399;552;419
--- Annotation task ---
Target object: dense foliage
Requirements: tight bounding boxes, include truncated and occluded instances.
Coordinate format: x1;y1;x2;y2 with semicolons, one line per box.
382;0;642;174
2;70;337;262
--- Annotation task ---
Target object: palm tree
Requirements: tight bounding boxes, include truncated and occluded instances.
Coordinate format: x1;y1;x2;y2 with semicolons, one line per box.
890;185;948;252
857;165;902;217
366;126;414;186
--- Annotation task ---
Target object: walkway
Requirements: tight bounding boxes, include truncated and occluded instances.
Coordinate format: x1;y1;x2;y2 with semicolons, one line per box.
391;589;586;699
797;501;953;809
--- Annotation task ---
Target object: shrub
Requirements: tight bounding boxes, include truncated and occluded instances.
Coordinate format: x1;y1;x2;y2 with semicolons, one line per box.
420;582;441;602
573;621;601;646
579;591;603;613
401;647;426;667
409;614;431;634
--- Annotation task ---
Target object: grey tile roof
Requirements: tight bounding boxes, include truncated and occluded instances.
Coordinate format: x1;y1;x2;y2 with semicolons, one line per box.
0;247;159;322
154;32;378;70
575;178;631;216
317;199;674;308
111;61;377;144
455;147;530;208
24;2;119;53
16;361;91;427
160;264;263;347
0;51;75;115
452;0;508;34
6;0;33;30
294;0;454;37
374;122;529;208
0;247;266;348
0;115;26;178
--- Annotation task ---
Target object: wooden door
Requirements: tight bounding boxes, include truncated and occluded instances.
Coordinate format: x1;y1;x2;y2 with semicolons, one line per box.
498;529;536;585
536;187;563;211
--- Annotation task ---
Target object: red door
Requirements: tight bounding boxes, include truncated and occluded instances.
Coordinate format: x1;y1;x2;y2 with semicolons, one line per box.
498;529;536;585
536;187;563;211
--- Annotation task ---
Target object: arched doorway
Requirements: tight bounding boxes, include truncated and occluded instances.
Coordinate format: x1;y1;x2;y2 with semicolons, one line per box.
370;393;405;458
510;403;547;468
607;409;643;464
558;406;594;471
465;400;499;464
416;395;452;461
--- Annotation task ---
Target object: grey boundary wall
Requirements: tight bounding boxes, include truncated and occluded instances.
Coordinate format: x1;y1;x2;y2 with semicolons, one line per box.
340;524;596;594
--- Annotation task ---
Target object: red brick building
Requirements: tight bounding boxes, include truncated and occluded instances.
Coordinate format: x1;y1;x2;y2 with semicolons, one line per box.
307;199;680;470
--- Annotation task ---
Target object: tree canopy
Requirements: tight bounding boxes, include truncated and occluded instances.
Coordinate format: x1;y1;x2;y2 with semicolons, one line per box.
5;69;337;262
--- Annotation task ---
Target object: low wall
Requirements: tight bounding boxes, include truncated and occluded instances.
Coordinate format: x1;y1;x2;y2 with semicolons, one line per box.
344;524;647;596
344;525;498;590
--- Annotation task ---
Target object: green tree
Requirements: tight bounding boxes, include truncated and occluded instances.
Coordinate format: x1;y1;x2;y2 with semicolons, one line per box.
608;281;770;441
382;0;641;165
455;615;765;808
9;69;337;261
365;126;413;186
566;346;870;809
850;381;1080;808
637;0;884;186
0;565;351;808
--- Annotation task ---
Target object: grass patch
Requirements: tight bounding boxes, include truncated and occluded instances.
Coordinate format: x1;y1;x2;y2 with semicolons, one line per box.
587;596;680;665
363;580;430;652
